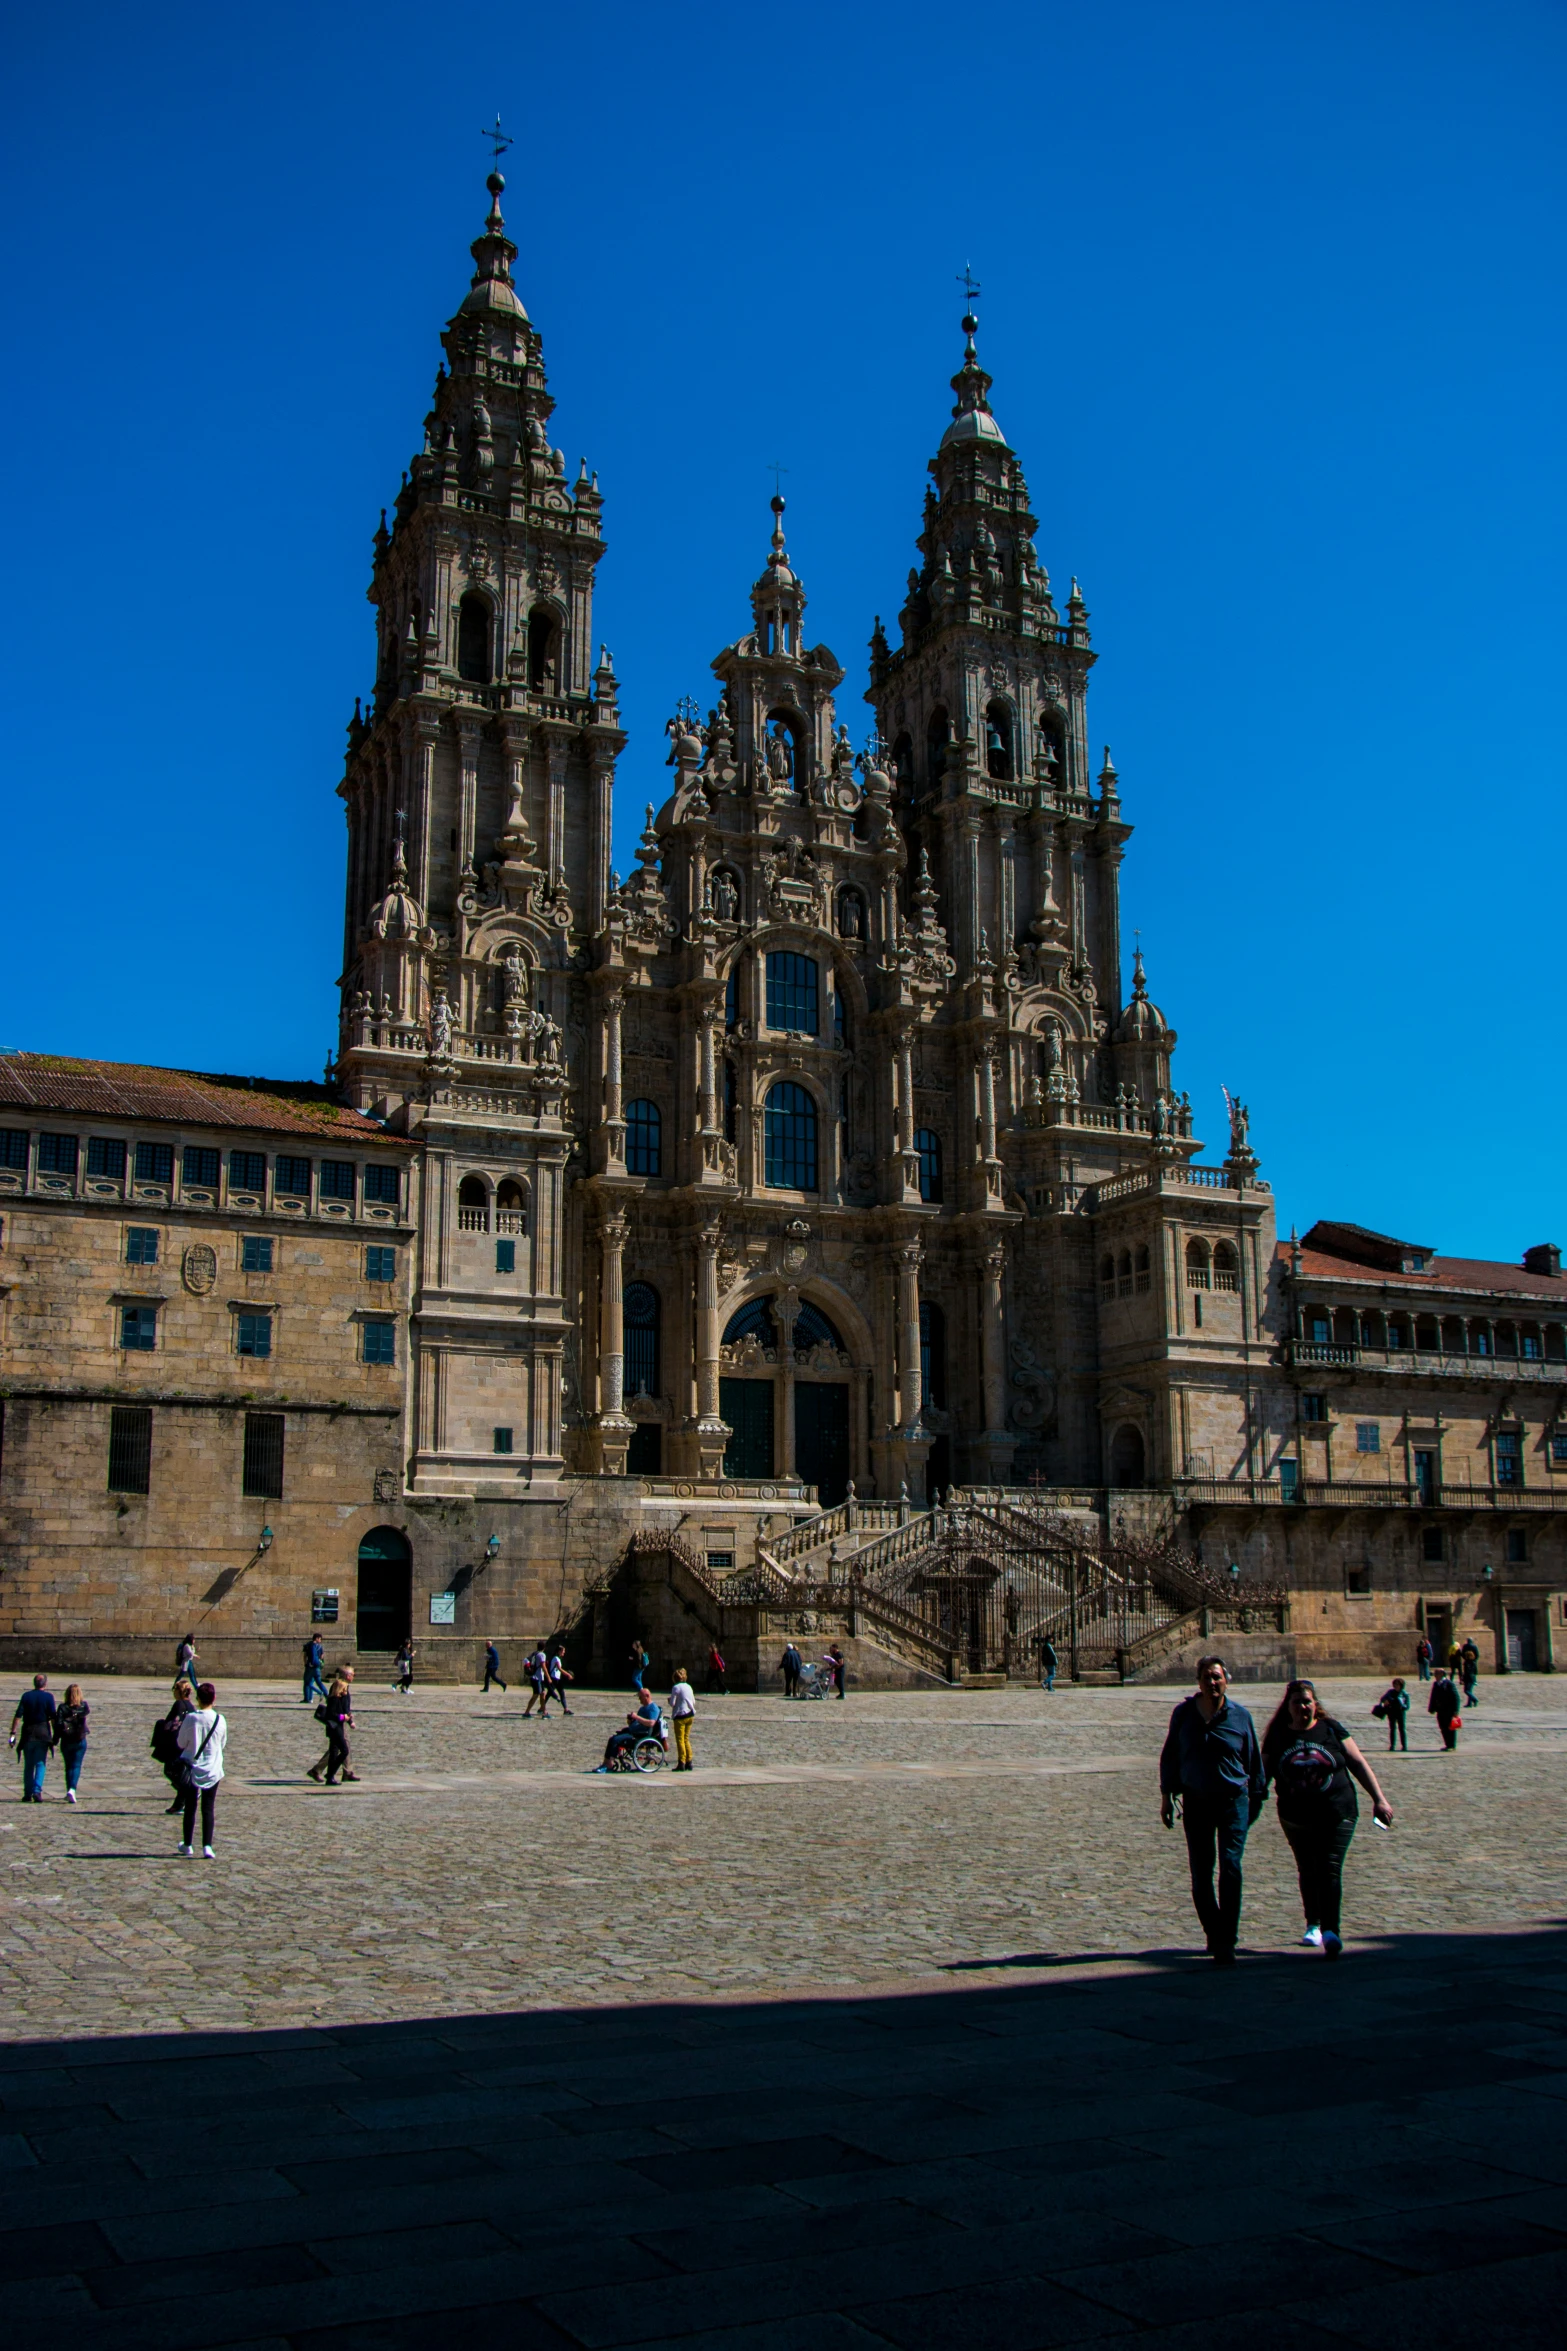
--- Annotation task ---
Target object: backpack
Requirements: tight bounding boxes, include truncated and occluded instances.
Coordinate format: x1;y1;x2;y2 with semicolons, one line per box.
150;1714;180;1763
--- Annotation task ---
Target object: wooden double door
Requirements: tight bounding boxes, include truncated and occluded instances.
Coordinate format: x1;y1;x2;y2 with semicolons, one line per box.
720;1378;850;1505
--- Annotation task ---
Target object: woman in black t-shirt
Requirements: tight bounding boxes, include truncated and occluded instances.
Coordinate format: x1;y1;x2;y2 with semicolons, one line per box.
1262;1679;1393;1957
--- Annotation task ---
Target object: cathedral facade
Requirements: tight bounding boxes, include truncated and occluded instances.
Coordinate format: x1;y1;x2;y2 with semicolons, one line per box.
1;169;1563;1680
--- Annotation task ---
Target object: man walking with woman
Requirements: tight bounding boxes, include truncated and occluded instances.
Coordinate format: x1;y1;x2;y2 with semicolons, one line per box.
176;1681;227;1857
1158;1655;1266;1965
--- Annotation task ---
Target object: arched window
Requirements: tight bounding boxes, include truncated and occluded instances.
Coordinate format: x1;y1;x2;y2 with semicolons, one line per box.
457;593;492;685
915;1127;942;1203
1110;1424;1147;1486
624;1281;660;1398
1185;1239;1211;1291
1100;1253;1117;1302
1117;1250;1133;1299
723;1059;737;1143
766;952;818;1035
457;1173;489;1232
793;1298;844;1351
724;959;741;1028
920;1299;947;1409
926;706;950;787
891;732;914;786
985;700;1015;780
1135;1244;1151;1294
496;1178;527;1235
1037;709;1065;784
1212;1243;1239;1293
724;1296;779;1348
527;606;558;693
764;1081;817;1191
625;1099;662;1177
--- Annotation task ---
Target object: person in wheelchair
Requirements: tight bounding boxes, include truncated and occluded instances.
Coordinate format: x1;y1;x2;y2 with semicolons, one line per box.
596;1693;662;1772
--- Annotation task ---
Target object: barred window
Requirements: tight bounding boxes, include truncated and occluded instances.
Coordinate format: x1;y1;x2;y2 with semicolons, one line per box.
125;1227;159;1266
766;952;819;1035
120;1305;157;1351
236;1311;272;1358
764;1082;817;1191
915;1128;942;1204
362;1317;396;1365
134;1140;174;1183
364;1165;400;1205
365;1246;396;1282
275;1155;311;1197
230;1150;267;1191
39;1133;78;1176
87;1137;126;1178
625;1282;660;1398
320;1160;356;1201
626;1100;662;1177
241;1236;273;1273
108;1405;152;1494
0;1131;27;1170
183;1146;220;1188
242;1411;285;1499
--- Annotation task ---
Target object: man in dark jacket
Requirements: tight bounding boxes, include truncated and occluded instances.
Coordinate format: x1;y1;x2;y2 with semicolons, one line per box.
1429;1670;1463;1750
1159;1655;1266;1964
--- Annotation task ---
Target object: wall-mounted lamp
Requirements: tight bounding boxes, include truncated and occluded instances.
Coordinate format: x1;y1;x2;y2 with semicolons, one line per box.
1482;1561;1494;1581
485;1534;501;1560
258;1526;274;1552
1228;1561;1240;1584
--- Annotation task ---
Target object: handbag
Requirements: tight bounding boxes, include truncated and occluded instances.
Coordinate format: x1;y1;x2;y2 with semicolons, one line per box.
314;1703;330;1724
1371;1701;1387;1718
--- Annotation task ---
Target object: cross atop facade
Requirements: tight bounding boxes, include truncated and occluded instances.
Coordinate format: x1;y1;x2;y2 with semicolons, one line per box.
481;115;514;169
767;459;788;498
956;262;982;307
675;694;701;726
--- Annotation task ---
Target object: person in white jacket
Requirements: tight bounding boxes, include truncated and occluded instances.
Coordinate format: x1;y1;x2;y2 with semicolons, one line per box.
176;1681;227;1858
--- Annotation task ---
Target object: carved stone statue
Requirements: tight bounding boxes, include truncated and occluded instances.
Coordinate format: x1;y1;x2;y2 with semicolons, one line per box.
1224;1087;1251;1154
838;891;863;941
767;725;793;784
428;989;453;1059
711;868;739;923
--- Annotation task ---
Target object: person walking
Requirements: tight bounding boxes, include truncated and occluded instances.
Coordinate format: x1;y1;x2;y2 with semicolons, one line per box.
301;1635;327;1706
394;1638;415;1695
154;1679;196;1813
1446;1639;1463;1679
482;1640;507;1695
1040;1637;1059;1693
1158;1655;1266;1965
827;1643;846;1699
1373;1677;1410;1753
176;1634;198;1687
308;1670;358;1784
1263;1677;1393;1957
9;1674;57;1802
707;1643;727;1696
1415;1633;1434;1683
780;1642;802;1700
1430;1670;1463;1751
629;1640;651;1695
546;1648;574;1717
670;1665;696;1770
54;1684;90;1804
176;1682;227;1857
1459;1636;1480;1708
522;1644;549;1717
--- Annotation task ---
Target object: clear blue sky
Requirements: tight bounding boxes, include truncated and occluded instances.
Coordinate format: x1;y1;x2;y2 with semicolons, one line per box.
3;0;1563;1259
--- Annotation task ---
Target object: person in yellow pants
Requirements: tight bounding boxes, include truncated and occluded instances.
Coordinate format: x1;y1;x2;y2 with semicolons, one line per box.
670;1665;696;1771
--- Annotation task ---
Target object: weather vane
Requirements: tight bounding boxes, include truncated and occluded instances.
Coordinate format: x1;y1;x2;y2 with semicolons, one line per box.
481;115;513;169
767;459;788;498
957;262;981;307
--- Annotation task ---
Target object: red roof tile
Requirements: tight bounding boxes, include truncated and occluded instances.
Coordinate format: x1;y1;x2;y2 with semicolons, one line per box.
1281;1242;1567;1307
0;1055;409;1145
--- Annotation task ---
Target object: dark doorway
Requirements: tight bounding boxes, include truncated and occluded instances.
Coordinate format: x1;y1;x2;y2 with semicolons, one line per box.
795;1384;849;1506
356;1526;411;1652
1506;1608;1539;1672
928;1433;952;1500
720;1379;773;1479
1424;1602;1453;1664
627;1422;662;1475
1109;1424;1146;1486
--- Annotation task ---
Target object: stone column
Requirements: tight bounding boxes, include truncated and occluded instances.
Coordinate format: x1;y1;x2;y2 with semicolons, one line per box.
895;1243;923;1432
603;987;626;1168
594;1209;632;1473
980;1245;1008;1434
978;1044;998;1164
588;748;614;937
698;1004;718;1136
456;715;482;879
895;1028;916;1156
695;1217;728;1477
410;718;438;905
546;735;569;889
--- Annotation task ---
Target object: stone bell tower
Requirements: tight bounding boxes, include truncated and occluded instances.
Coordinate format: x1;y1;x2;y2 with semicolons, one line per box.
335;163;625;1492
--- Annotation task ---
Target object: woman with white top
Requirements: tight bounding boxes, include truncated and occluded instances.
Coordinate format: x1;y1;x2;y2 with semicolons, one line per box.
669;1666;696;1771
176;1680;227;1858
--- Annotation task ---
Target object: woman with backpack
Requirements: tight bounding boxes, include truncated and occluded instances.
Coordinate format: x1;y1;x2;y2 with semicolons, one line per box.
307;1670;358;1785
394;1637;415;1695
153;1678;196;1814
1262;1677;1392;1958
55;1684;90;1805
176;1681;227;1858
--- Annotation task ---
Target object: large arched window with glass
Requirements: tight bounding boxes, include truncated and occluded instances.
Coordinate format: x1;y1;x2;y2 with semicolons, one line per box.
457;592;493;685
920;1299;947;1409
764;1081;818;1191
625;1099;662;1177
915;1127;942;1203
765;952;818;1035
624;1282;660;1398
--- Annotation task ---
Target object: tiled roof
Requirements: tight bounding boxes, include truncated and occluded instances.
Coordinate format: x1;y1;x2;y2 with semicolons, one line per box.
1283;1243;1567;1307
0;1055;408;1145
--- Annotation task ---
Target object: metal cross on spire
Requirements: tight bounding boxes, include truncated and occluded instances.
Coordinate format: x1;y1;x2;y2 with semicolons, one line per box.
767;459;789;498
956;262;982;307
481;115;514;169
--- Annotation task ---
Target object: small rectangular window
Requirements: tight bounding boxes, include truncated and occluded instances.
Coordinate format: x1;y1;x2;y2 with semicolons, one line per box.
1422;1526;1445;1563
1507;1529;1528;1565
1356;1422;1380;1454
1279;1459;1299;1501
134;1140;174;1184
0;1131;28;1170
86;1137;126;1179
362;1316;396;1365
320;1160;356;1201
236;1310;272;1358
1551;1433;1567;1466
364;1165;400;1205
38;1133;78;1176
120;1304;157;1351
107;1404;153;1493
125;1227;159;1266
230;1150;267;1191
241;1236;273;1273
365;1245;396;1282
493;1426;514;1455
242;1410;285;1498
275;1155;312;1196
183;1145;221;1188
1300;1394;1326;1423
496;1238;516;1275
707;1551;735;1575
1346;1565;1371;1595
1495;1429;1522;1487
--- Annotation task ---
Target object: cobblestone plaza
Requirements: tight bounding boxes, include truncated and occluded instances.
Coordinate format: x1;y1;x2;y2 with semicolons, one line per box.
3;1678;1567;2345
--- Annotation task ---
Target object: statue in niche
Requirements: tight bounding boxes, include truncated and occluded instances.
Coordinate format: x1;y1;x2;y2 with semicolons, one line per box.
838;891;863;942
767;725;794;785
428;989;453;1059
712;869;739;923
